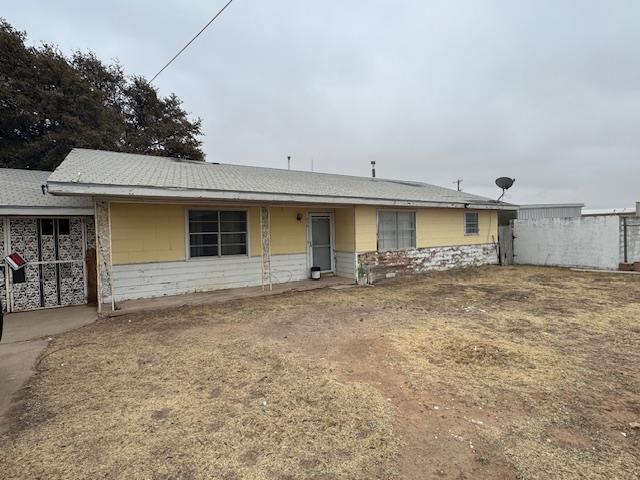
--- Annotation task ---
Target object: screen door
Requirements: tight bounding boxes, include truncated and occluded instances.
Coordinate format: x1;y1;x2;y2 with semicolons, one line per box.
310;215;333;272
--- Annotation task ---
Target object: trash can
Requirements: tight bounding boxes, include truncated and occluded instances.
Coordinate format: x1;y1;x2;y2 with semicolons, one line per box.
310;266;321;280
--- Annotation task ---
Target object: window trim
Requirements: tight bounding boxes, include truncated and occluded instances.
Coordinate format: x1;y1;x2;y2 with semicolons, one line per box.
464;211;480;236
376;209;417;252
186;207;250;260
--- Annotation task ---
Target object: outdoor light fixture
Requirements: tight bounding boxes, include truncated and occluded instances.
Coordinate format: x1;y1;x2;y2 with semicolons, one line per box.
296;213;303;222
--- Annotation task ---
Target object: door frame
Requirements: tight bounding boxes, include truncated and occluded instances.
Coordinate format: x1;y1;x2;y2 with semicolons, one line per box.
307;212;335;273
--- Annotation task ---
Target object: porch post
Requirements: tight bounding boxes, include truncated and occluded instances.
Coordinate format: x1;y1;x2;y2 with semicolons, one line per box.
260;206;272;291
2;217;10;312
94;200;115;312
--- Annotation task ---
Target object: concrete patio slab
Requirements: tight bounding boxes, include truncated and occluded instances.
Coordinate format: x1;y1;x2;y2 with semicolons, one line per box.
2;305;97;344
104;276;354;317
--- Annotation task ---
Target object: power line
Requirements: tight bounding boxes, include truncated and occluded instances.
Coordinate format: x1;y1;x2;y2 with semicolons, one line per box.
149;0;235;83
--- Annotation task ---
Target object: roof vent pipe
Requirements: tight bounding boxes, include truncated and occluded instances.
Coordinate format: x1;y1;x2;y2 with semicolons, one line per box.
287;156;291;170
371;161;376;178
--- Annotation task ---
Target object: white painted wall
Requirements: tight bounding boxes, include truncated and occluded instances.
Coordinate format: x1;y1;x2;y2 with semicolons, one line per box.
335;250;356;280
514;216;620;269
112;253;308;302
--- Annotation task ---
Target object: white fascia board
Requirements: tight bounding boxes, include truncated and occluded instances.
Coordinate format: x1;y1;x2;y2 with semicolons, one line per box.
519;203;584;209
0;206;94;216
47;182;518;211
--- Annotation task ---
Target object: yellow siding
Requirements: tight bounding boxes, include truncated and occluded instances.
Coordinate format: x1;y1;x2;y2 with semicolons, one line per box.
264;207;340;255
269;207;308;255
248;206;262;257
334;208;355;252
111;203;186;265
354;206;377;252
355;206;499;252
110;201;499;265
417;209;498;247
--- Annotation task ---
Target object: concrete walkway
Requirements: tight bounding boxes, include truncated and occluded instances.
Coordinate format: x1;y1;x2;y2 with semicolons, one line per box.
105;276;354;317
0;305;96;433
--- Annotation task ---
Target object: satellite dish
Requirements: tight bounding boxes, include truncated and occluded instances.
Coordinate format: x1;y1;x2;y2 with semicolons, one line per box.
495;177;515;190
495;177;515;201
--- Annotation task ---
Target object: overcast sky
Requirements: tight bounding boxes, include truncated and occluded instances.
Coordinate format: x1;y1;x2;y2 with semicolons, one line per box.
7;1;640;207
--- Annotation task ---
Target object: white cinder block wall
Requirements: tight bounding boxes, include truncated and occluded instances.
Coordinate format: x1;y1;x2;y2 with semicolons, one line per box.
513;216;621;269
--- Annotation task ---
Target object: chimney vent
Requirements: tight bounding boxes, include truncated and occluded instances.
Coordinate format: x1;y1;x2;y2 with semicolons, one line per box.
636;201;640;217
371;161;376;178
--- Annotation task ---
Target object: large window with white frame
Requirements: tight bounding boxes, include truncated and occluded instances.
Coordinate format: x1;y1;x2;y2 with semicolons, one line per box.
188;210;247;258
464;212;479;235
377;210;416;251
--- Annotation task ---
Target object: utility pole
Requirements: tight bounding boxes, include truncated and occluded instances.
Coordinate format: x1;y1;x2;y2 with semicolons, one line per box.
453;179;462;191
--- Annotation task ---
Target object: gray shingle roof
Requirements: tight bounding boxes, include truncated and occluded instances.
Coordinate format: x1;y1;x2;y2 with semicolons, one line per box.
0;168;92;213
48;149;514;209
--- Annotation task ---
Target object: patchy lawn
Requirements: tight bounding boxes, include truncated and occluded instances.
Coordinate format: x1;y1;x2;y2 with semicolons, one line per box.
1;266;639;479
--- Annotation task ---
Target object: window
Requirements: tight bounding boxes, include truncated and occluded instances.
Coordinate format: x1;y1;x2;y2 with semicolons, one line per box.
465;212;479;235
188;210;247;258
377;211;416;251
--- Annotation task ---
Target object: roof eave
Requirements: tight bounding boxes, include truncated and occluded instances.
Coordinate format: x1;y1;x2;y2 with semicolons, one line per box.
46;181;518;210
0;206;94;216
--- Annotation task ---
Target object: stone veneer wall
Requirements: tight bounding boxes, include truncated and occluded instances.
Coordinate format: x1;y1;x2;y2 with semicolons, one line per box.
357;243;498;284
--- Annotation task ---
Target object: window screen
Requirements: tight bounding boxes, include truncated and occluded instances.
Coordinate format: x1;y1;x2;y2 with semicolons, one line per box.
377;211;416;251
188;210;247;257
465;212;479;235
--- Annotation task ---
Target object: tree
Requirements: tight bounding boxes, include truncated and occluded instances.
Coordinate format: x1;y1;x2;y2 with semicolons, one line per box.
123;77;203;160
0;19;204;170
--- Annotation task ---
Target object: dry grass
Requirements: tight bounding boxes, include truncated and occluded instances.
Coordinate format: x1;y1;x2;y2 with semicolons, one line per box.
0;315;398;480
1;266;639;479
388;267;640;479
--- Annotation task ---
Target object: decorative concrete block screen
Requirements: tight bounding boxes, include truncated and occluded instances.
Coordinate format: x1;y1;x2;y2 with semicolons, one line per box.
513;216;621;270
1;216;91;312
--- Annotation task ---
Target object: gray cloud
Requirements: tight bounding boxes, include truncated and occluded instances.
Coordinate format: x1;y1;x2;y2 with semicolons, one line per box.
8;0;640;207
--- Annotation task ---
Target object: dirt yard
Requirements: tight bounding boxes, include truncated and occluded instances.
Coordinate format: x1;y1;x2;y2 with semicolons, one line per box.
1;266;639;479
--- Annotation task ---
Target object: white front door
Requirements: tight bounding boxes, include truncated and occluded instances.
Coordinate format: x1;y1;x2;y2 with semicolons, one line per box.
309;214;334;272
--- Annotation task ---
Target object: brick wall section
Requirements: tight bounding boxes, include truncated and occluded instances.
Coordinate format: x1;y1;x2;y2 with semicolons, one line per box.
357;243;498;284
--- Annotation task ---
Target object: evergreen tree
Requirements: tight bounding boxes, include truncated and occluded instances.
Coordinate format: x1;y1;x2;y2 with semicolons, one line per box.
0;19;204;170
